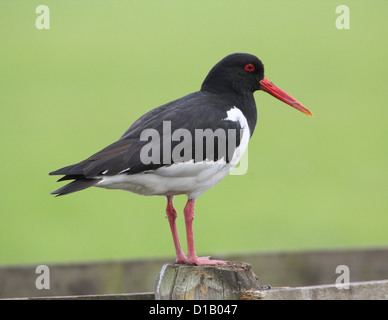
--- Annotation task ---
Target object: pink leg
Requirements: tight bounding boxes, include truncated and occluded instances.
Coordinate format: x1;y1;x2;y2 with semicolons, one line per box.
183;198;227;266
166;196;187;264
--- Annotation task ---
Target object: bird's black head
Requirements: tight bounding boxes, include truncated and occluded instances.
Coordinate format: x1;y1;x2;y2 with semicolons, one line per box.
201;53;265;96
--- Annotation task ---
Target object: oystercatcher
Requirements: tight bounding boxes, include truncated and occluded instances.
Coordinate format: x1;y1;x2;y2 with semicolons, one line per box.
50;53;313;265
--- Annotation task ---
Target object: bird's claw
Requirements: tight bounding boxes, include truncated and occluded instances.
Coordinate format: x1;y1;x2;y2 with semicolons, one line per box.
187;256;227;266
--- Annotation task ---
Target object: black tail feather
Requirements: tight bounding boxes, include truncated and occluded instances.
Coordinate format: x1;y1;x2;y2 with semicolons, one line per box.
49;164;78;176
50;178;100;196
57;174;84;182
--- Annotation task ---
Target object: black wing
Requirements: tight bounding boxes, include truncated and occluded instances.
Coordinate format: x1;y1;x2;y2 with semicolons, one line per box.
49;91;242;195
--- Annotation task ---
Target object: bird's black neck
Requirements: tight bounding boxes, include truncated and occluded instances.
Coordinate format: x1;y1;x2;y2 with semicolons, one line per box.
201;88;258;136
233;92;258;137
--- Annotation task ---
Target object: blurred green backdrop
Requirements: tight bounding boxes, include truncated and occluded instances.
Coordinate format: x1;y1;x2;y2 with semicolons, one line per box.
0;1;387;266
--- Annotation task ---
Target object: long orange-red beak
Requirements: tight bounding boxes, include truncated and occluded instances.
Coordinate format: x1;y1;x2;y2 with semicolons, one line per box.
259;77;313;117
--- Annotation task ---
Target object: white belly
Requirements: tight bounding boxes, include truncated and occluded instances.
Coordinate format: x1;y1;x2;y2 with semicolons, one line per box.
96;160;229;199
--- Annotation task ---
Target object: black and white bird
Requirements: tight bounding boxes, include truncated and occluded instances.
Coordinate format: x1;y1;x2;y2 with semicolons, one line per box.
50;53;313;265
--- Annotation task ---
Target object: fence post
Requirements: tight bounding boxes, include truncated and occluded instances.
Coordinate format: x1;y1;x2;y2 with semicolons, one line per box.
154;261;260;300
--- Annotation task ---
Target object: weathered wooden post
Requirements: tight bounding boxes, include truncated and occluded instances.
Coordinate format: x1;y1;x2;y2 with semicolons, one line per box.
154;261;260;300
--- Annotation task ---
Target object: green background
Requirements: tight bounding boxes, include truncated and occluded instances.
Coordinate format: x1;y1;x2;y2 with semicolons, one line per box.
1;1;387;266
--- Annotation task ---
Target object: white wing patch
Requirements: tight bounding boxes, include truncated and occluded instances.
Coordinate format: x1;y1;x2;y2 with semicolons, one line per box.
118;168;131;174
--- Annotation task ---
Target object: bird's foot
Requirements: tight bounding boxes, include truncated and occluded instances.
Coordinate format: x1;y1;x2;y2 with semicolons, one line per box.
187;256;227;266
175;254;189;264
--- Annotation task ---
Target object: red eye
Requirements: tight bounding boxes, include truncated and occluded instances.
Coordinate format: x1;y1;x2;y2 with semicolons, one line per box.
244;63;255;72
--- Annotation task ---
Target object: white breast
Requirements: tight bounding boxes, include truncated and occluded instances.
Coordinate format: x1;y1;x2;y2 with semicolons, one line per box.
223;106;250;168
